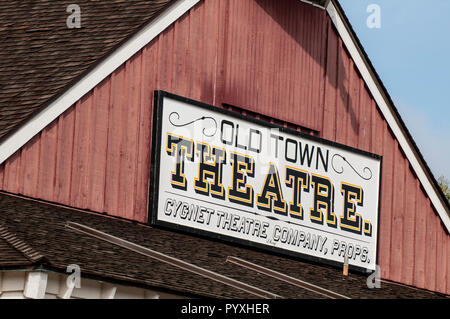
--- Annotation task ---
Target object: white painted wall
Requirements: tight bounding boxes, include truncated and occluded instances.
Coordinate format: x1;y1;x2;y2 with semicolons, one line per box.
0;270;185;299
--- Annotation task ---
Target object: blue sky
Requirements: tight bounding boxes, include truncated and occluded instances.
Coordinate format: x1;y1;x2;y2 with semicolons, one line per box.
339;0;450;180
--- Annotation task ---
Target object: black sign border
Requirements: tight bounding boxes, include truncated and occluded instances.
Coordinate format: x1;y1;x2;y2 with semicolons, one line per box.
149;90;383;274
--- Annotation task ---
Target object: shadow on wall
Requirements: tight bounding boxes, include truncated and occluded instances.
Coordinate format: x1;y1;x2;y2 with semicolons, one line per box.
255;0;360;135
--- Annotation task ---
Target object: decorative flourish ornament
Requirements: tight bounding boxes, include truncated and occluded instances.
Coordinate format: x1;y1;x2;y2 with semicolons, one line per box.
331;153;373;181
168;111;217;137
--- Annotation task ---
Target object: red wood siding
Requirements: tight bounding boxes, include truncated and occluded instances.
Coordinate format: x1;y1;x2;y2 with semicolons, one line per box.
0;0;448;294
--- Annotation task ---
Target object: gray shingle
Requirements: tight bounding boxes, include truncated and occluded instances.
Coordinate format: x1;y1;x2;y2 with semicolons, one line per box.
0;0;173;140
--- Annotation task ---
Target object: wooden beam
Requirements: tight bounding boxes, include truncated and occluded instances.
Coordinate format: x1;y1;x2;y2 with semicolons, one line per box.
24;271;48;299
101;284;117;299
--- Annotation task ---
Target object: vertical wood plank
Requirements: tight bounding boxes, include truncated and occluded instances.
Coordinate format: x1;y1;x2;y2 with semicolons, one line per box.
3;150;21;194
157;26;174;92
20;135;41;197
447;236;450;295
389;146;405;282
435;221;447;294
118;56;140;220
204;0;218;100
303;5;313;127
346;62;360;148
358;81;371;152
104;68;125;217
424;202;437;292
214;0;229;107
335;39;349;145
37;119;58;200
54;107;76;204
88;80;111;213
378;124;394;278
401;162;417;285
134;43;158;223
0;164;4;189
285;4;295;124
316;9;327;131
309;7;317;128
172;14;190;97
202;0;220;105
322;21;338;141
371;101;384;156
187;2;203;101
70;93;93;209
413;183;427;288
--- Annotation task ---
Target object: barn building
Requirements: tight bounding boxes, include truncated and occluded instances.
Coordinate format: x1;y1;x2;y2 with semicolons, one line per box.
0;0;448;299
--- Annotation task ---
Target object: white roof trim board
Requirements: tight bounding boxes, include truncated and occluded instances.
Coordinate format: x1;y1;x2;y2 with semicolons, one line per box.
0;0;201;165
298;0;327;9
0;0;448;231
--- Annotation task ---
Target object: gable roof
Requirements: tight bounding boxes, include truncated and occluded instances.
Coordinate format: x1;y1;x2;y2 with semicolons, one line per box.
0;0;174;140
0;192;446;299
0;0;448;232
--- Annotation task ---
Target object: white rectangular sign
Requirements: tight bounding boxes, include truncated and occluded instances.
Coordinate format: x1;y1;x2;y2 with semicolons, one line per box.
150;91;381;271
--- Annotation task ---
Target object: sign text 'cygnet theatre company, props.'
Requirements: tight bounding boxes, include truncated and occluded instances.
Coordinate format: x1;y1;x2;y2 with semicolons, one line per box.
149;91;382;271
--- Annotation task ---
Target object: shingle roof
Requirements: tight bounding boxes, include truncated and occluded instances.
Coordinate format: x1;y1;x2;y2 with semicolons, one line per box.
0;0;173;140
0;192;446;299
0;0;326;142
0;238;32;267
0;223;45;264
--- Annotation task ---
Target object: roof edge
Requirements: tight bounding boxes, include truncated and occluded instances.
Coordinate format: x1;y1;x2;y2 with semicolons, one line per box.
0;0;201;165
327;0;450;232
0;224;45;264
299;0;328;9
